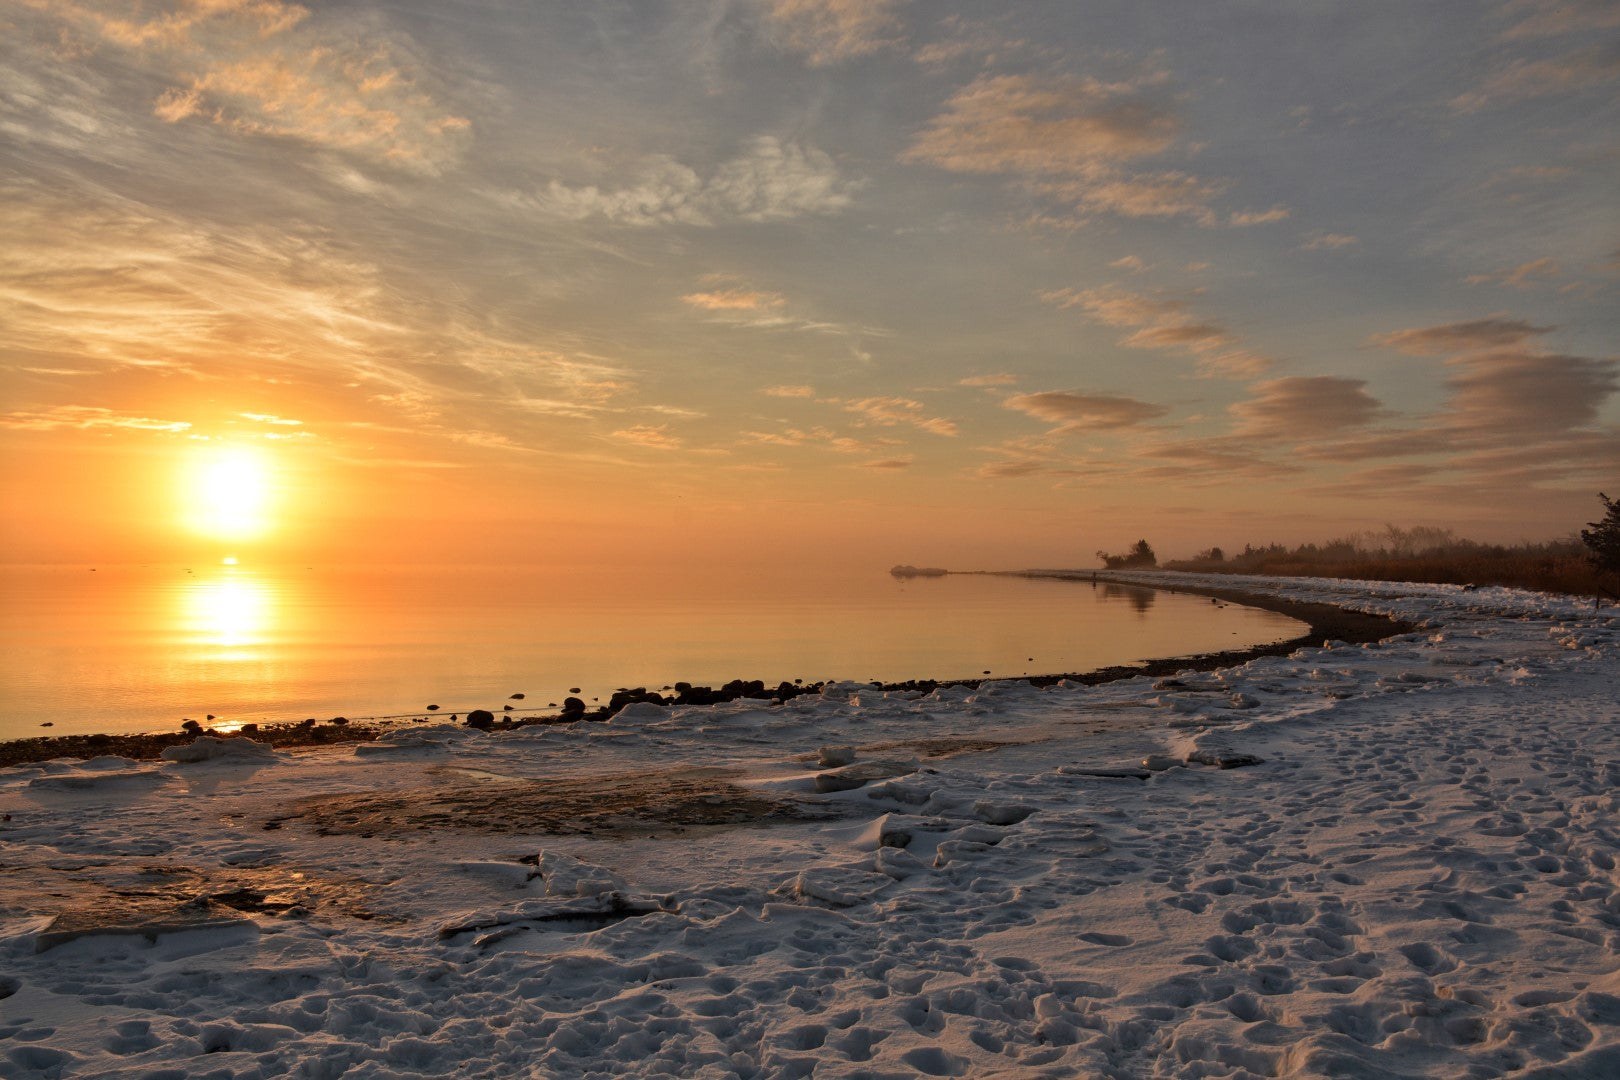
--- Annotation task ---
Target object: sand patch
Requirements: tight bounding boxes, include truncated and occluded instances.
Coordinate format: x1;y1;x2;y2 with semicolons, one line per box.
273;766;843;838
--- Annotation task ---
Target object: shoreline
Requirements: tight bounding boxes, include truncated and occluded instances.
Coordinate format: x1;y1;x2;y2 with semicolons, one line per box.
0;572;1410;768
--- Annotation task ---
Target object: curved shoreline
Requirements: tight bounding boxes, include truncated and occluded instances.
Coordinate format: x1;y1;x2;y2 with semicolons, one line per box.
0;573;1411;768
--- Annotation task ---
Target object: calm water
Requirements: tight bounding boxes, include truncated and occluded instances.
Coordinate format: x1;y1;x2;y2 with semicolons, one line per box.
0;564;1305;740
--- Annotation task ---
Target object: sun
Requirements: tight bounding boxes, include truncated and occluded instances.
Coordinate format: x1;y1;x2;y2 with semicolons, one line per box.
185;445;273;540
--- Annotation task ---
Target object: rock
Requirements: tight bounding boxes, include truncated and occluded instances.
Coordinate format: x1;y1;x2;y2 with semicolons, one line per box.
817;745;857;768
560;697;586;715
465;709;495;730
1141;754;1182;772
427;704;440;712
1186;748;1264;769
568;687;581;695
510;693;525;699
814;760;918;793
1058;766;1152;780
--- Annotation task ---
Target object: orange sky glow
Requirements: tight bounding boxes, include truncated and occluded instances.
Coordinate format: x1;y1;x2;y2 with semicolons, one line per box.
2;1;1616;573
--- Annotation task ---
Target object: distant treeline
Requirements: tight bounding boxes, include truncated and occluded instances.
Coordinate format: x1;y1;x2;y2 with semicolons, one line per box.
1163;525;1605;596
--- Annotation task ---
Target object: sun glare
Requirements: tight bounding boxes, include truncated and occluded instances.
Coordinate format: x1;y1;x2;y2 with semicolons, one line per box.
186;446;273;540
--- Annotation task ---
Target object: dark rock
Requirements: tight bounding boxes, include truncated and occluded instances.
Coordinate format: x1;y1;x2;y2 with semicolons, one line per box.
568;687;581;695
465;709;495;730
427;704;440;712
1186;748;1265;769
561;697;586;715
510;693;525;699
329;717;349;727
240;724;259;736
40;722;52;728
181;719;203;734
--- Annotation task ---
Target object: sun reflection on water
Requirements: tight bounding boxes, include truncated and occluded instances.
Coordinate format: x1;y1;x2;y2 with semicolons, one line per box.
180;572;274;657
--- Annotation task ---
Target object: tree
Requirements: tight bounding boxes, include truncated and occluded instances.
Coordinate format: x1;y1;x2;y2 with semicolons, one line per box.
1195;546;1225;563
1096;539;1157;569
1581;492;1620;598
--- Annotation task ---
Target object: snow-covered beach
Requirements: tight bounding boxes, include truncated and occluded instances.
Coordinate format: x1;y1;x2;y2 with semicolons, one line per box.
2;573;1617;1079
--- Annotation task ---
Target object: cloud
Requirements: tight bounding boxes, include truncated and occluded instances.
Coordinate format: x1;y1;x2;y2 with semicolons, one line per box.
1228;206;1290;226
958;373;1018;387
1042;285;1270;378
1003;390;1168;433
0;405;192;433
857;456;913;469
1301;232;1358;251
843;396;958;436
761;384;815;397
1372;317;1556;356
902;71;1240;227
46;0;471;174
904;74;1179;174
538;137;858;226
1229;376;1382;439
682;288;785;311
1108;255;1147;272
763;0;906;65
1465;257;1562;289
609;424;683;450
1443;350;1618;436
1500;0;1620;39
1453;39;1620;110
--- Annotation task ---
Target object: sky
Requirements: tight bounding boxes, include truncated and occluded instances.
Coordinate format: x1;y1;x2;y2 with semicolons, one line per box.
2;0;1617;571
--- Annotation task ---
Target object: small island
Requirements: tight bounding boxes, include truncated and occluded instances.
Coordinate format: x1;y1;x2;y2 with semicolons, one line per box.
889;564;949;578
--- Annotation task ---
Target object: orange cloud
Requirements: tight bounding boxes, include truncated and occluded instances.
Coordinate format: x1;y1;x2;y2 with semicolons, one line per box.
843;396;958;436
1043;285;1269;378
682;289;786;311
764;0;906;65
609;425;683;450
47;0;471;173
761;384;815;397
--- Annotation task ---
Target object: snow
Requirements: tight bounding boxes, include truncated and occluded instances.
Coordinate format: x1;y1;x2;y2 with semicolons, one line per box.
1;573;1617;1078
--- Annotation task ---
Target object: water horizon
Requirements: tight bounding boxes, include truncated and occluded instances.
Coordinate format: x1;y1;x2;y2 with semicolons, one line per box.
0;562;1307;741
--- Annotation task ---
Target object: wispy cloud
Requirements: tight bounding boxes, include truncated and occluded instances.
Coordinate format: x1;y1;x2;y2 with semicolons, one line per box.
903;70;1238;227
843;396;958;436
682;288;786;311
1003;390;1168;434
41;0;471;174
609;424;683;450
0;405;192;433
762;0;907;66
536;137;858;226
1371;317;1556;356
1465;257;1562;289
958;373;1018;387
1301;232;1358;251
761;384;816;397
1041;285;1270;378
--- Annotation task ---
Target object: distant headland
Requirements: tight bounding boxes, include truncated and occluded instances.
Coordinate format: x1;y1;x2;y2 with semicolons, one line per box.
889;565;949;578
